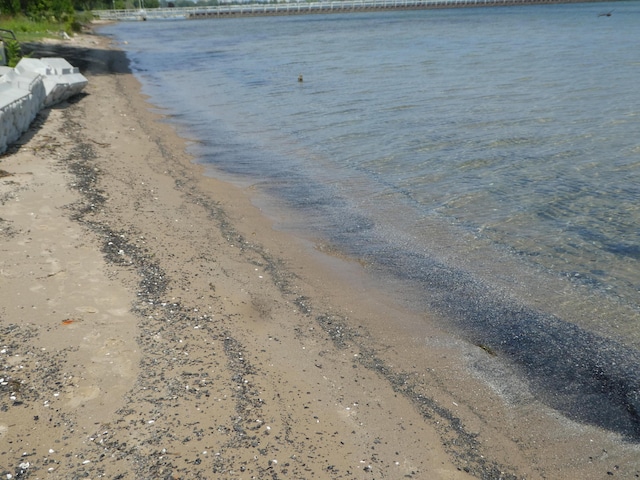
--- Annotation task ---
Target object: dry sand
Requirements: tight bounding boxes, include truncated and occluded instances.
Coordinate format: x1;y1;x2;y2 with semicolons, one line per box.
1;30;639;479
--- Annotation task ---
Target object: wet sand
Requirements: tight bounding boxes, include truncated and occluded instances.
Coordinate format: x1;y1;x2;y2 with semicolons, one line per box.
1;30;639;479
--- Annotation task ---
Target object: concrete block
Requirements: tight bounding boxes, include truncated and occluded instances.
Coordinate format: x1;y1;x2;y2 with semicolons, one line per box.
15;58;52;76
0;57;88;153
41;57;78;75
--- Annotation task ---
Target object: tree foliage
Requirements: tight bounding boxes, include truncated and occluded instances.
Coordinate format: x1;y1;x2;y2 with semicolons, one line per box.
1;0;168;20
1;0;75;19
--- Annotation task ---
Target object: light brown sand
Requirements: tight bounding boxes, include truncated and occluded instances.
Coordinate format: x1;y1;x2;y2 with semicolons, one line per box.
1;30;639;479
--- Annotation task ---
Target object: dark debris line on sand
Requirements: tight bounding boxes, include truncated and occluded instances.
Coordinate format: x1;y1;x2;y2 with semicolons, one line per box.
46;69;527;479
313;311;520;480
166;161;524;477
57;92;298;479
0;317;87;478
47;72;369;478
324;201;640;443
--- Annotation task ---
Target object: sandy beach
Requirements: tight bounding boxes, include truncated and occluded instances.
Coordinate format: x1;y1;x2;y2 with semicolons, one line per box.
1;30;639;479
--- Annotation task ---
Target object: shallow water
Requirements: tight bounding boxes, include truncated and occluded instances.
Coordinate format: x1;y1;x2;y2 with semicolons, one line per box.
102;2;640;438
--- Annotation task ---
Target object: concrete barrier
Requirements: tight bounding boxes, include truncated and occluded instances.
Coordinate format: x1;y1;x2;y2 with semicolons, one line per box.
0;57;87;154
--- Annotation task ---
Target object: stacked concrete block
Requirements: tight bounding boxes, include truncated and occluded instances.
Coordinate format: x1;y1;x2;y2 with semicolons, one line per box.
0;73;43;153
15;58;88;107
0;57;87;154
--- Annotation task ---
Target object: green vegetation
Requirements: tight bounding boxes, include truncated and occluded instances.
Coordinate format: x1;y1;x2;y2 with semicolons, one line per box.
1;0;75;28
1;16;75;41
0;1;97;66
0;0;99;42
3;37;21;66
0;16;81;68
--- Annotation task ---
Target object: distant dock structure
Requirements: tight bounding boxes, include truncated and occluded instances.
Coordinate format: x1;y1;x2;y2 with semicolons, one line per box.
94;0;609;21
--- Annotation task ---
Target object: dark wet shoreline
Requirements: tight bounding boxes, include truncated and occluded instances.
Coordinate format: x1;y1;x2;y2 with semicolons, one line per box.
254;164;640;440
360;240;640;441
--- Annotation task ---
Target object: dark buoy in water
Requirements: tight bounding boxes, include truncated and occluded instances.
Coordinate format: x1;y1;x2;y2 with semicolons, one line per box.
298;74;303;83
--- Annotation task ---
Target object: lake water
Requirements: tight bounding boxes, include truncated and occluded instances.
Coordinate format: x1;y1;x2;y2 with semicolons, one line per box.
101;2;640;439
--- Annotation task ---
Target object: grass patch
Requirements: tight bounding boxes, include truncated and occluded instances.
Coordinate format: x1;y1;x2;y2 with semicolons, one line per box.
2;16;69;41
1;13;92;42
1;13;93;65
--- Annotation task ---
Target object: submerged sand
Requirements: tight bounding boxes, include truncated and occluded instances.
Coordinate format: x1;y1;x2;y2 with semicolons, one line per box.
1;31;639;479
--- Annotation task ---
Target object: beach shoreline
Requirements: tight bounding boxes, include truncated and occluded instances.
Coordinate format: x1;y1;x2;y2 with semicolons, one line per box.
1;30;638;479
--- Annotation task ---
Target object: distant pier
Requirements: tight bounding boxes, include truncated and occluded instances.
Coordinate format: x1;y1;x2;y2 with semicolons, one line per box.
93;0;609;21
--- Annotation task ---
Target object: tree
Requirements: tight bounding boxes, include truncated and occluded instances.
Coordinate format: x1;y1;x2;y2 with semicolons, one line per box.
0;0;21;16
0;0;74;19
